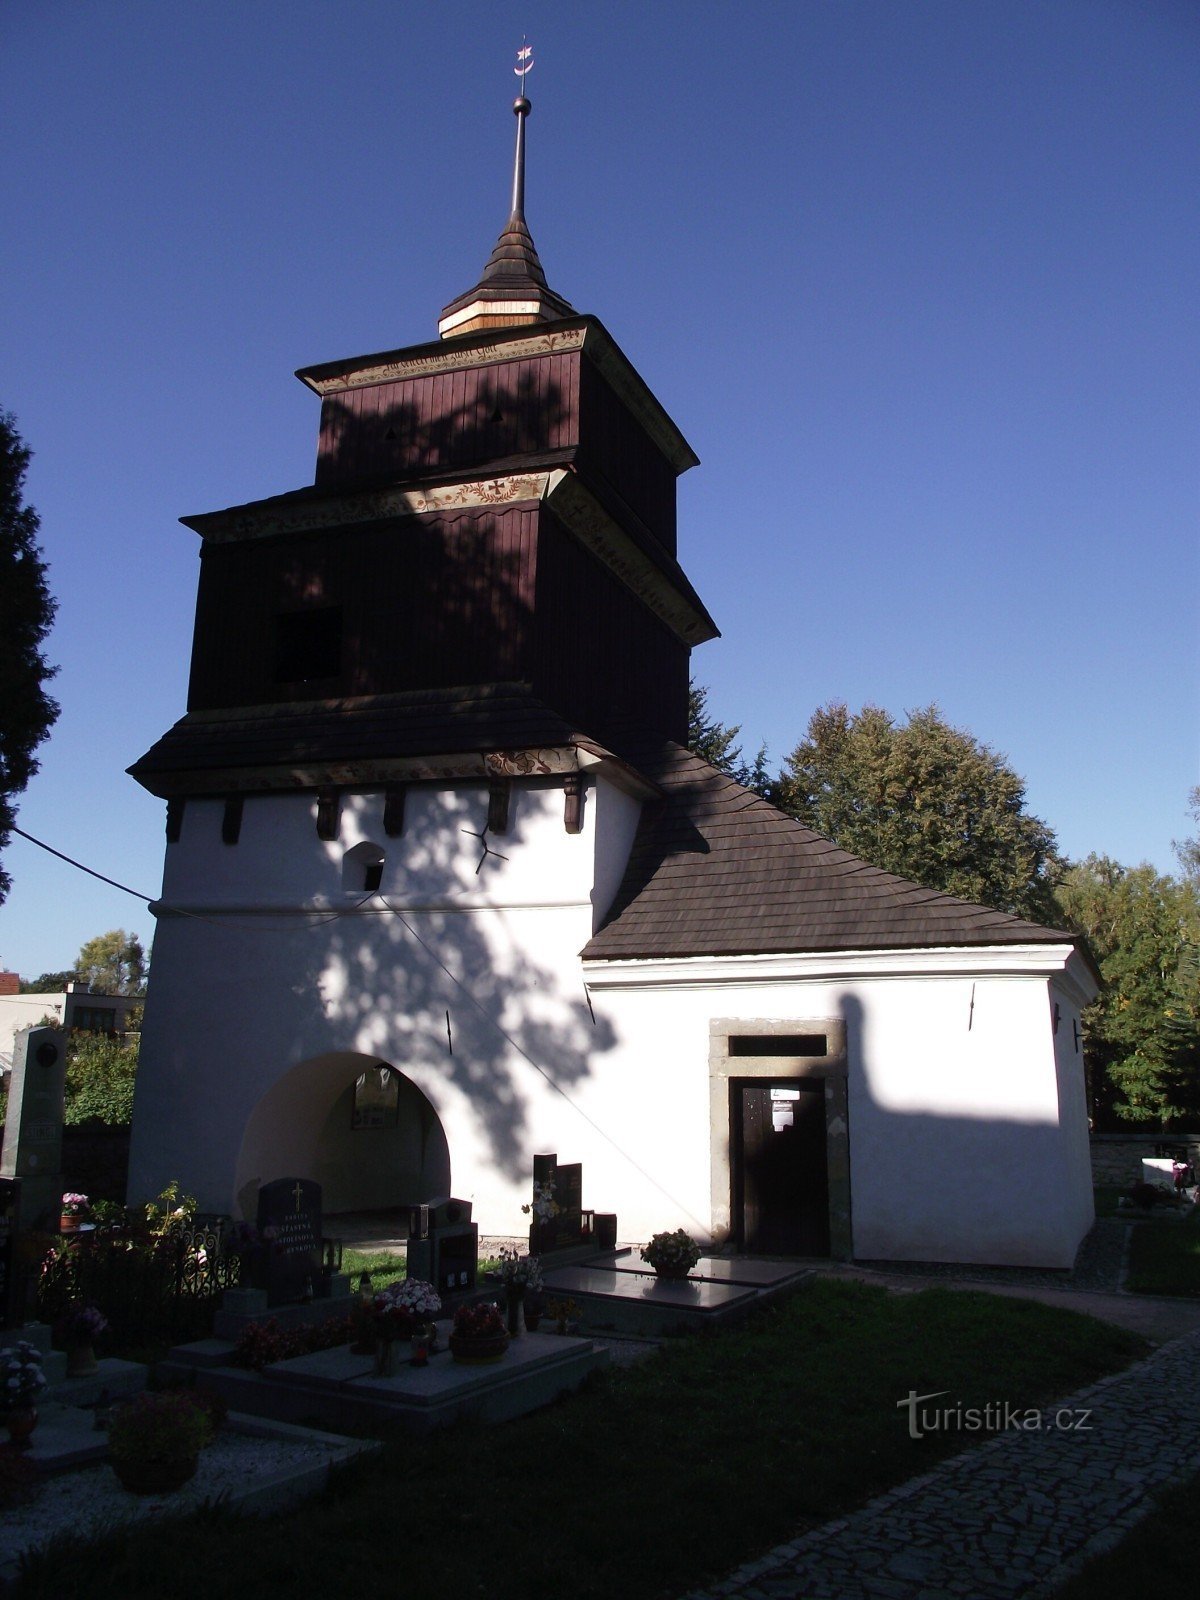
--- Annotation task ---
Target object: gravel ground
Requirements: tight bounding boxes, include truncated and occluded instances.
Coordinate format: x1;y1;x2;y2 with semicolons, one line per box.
0;1429;349;1571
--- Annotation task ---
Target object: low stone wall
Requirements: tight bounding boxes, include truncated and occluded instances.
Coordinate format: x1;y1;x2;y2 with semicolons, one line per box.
1091;1132;1200;1188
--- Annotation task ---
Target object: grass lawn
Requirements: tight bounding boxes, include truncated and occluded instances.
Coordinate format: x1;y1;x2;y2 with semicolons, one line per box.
1125;1207;1200;1295
12;1280;1146;1600
1053;1470;1200;1598
339;1248;406;1292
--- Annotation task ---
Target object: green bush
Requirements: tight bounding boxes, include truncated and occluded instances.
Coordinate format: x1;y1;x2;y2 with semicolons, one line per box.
63;1035;138;1125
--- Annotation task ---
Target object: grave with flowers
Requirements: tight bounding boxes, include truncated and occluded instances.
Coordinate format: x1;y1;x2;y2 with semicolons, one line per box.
525;1153;616;1260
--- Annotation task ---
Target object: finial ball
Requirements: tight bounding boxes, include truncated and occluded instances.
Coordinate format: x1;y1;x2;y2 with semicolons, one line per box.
513;95;531;116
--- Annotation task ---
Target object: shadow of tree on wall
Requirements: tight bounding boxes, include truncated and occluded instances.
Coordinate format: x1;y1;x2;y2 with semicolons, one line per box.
187;366;571;721
209;778;616;1215
315;362;569;489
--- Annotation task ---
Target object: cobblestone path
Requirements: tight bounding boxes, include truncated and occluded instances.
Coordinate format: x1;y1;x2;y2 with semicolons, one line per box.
678;1327;1200;1600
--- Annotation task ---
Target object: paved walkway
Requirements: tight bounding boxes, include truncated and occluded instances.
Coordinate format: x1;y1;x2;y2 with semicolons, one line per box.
678;1323;1200;1600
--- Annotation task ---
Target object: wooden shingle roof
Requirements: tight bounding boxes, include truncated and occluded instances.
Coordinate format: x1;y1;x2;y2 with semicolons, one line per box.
128;685;597;796
584;740;1074;960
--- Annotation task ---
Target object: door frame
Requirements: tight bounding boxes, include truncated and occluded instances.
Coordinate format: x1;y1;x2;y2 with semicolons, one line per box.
709;1018;851;1259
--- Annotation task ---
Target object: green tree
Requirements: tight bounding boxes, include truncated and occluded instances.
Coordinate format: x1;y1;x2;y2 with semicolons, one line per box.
0;411;59;904
1054;856;1200;1126
19;970;76;993
775;701;1062;922
74;930;147;996
1174;787;1200;882
63;1033;139;1126
687;681;772;797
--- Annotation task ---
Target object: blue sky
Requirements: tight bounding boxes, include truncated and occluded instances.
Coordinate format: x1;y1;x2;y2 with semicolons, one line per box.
1;0;1196;980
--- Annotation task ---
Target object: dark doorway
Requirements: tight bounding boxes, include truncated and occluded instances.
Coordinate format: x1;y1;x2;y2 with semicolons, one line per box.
732;1079;830;1256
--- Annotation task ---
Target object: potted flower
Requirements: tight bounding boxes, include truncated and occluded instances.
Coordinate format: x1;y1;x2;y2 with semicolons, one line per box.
495;1246;543;1335
60;1192;90;1235
0;1343;47;1447
448;1301;509;1364
108;1390;212;1494
59;1300;109;1378
640;1228;702;1280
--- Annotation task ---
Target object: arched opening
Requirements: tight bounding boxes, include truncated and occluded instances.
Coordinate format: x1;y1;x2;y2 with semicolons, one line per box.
342;839;385;893
233;1051;451;1218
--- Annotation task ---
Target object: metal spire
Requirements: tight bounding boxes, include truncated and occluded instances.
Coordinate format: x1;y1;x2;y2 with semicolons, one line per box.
438;40;574;338
511;42;533;219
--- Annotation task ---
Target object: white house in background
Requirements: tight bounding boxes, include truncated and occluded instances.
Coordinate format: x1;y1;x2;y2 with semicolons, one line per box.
125;88;1096;1268
0;976;135;1078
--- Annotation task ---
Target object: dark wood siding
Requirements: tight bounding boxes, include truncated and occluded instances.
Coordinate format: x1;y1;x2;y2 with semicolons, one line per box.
576;358;678;555
531;509;689;744
315;351;582;487
186;506;541;711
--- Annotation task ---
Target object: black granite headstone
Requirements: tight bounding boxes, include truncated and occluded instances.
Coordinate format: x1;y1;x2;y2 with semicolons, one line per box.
555;1163;583;1245
529;1153;558;1253
529;1154;585;1254
256;1178;322;1306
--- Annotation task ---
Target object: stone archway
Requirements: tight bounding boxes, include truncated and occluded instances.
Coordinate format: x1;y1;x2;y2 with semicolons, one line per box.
233;1050;451;1219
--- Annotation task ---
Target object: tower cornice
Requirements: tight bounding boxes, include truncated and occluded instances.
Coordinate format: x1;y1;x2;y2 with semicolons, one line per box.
295;316;699;476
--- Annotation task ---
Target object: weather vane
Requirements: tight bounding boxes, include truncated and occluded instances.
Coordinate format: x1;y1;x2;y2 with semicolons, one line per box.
514;40;534;92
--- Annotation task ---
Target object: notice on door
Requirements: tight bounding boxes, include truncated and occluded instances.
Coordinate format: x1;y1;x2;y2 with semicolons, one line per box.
771;1085;800;1132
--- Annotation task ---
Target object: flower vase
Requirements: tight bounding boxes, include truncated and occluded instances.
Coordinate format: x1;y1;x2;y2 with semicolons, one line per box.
5;1407;37;1449
66;1343;99;1379
374;1339;398;1377
410;1332;430;1367
506;1285;526;1337
653;1263;692;1281
59;1212;82;1235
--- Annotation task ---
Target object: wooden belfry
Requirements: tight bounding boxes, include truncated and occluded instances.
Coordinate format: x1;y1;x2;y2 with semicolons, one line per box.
130;54;717;813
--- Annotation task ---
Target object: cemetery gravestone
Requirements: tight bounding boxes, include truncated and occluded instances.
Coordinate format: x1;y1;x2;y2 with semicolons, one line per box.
529;1154;585;1254
555;1163;583;1244
0;1026;67;1232
256;1178;322;1306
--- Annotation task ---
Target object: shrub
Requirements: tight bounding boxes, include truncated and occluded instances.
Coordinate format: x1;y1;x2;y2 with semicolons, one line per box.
63;1035;138;1126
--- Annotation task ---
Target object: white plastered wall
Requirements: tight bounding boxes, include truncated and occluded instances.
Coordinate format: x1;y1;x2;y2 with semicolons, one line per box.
130;772;1093;1268
129;774;640;1222
583;950;1096;1268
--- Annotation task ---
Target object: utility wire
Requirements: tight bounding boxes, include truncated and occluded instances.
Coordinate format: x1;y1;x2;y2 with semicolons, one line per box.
11;825;372;931
11;825;154;902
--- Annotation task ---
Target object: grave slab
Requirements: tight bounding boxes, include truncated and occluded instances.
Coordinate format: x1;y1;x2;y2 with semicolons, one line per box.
167;1330;609;1434
593;1253;806;1287
541;1255;814;1335
543;1263;756;1313
0;1410;379;1583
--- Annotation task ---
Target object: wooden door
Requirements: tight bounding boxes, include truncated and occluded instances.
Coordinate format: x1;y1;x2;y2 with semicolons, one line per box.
734;1080;830;1256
